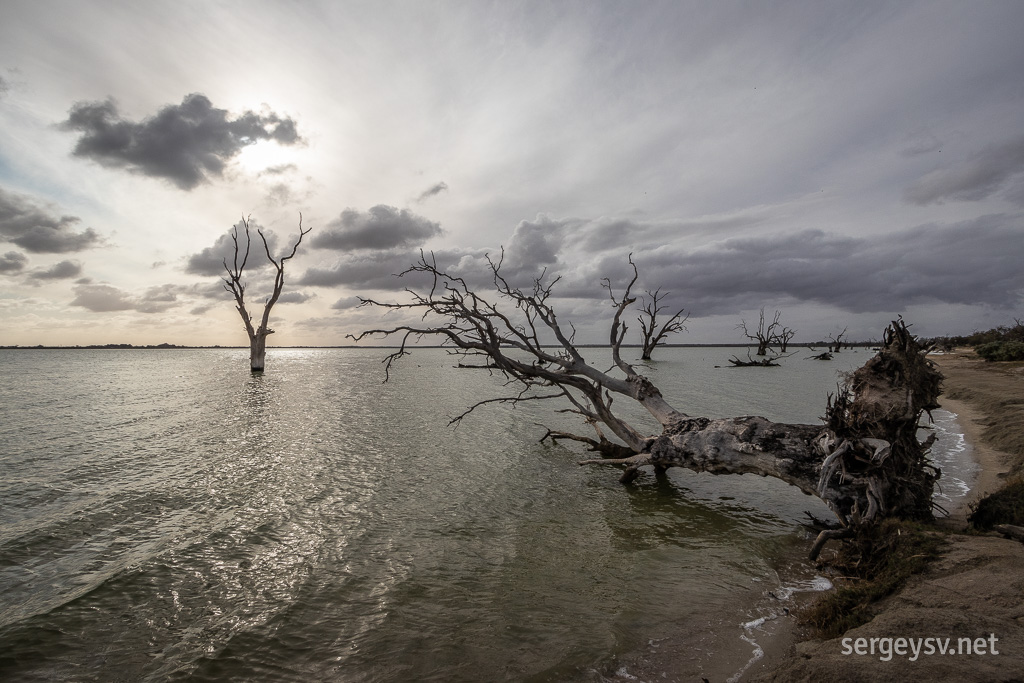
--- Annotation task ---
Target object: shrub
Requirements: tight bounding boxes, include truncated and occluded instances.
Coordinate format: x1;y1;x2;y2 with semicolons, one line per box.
974;340;1024;362
969;478;1024;530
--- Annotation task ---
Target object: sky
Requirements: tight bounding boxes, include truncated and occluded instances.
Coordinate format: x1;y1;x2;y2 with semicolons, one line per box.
1;0;1022;347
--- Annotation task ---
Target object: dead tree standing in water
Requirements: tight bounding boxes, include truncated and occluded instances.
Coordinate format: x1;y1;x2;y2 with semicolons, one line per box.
779;327;797;354
351;253;943;558
738;308;783;356
222;215;311;372
829;327;848;353
636;287;689;361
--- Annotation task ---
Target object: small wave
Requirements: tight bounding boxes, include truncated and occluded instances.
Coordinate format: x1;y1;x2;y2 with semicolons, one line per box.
727;574;832;682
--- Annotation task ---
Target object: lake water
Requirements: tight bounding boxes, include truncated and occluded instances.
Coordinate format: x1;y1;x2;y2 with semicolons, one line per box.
0;347;975;681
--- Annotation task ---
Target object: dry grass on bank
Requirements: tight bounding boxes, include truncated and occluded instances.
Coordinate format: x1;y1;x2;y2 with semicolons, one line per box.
799;520;947;639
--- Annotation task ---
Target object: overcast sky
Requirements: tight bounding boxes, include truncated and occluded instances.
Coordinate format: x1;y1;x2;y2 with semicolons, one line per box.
1;0;1022;346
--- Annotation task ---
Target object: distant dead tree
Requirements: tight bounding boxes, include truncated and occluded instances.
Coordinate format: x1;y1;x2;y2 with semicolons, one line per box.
351;254;943;559
779;327;797;354
222;215;311;372
634;284;689;360
828;327;848;353
738;308;783;356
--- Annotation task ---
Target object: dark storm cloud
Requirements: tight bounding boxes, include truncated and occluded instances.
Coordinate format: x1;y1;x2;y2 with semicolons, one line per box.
501;211;770;273
27;259;82;281
416;181;448;202
504;215;571;269
184;221;280;276
70;282;181;313
615;215;1024;315
310;205;442;251
0;187;101;253
904;137;1024;205
62;93;303;190
0;250;27;273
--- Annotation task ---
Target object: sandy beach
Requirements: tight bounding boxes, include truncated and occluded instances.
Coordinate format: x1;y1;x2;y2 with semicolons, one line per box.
749;350;1024;682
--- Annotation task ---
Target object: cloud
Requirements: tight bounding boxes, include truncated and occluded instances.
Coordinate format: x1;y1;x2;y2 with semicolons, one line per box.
416;181;448;202
70;282;181;313
0;250;27;273
310;205;442;251
135;284;181;313
607;215;1024;315
331;296;362;310
299;249;422;289
904;137;1024;205
346;214;1023;319
62;93;303;190
299;246;490;291
184;220;280;276
275;290;314;304
0;75;7;97
0;187;102;253
70;283;135;312
28;259;82;281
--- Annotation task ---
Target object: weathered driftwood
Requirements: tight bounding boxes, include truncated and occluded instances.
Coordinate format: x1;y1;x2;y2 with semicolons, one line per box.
351;252;943;558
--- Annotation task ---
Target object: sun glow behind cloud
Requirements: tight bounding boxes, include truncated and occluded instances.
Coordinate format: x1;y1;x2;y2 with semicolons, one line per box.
235;141;299;176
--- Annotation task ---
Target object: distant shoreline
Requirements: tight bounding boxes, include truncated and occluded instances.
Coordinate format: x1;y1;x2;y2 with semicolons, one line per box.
0;342;876;350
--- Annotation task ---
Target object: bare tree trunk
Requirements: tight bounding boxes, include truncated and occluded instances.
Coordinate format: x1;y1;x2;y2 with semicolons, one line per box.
250;329;269;371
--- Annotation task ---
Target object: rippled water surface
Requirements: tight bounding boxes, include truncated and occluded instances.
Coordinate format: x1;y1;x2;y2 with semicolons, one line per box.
0;347;973;681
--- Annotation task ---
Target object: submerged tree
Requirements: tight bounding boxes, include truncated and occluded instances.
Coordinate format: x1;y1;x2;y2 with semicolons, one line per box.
738;308;783;356
351;253;943;558
828;327;848;353
778;326;797;354
635;285;689;361
222;215;311;372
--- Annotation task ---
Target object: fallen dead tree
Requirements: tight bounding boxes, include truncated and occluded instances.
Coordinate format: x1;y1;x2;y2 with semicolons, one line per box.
728;354;782;367
350;252;943;559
